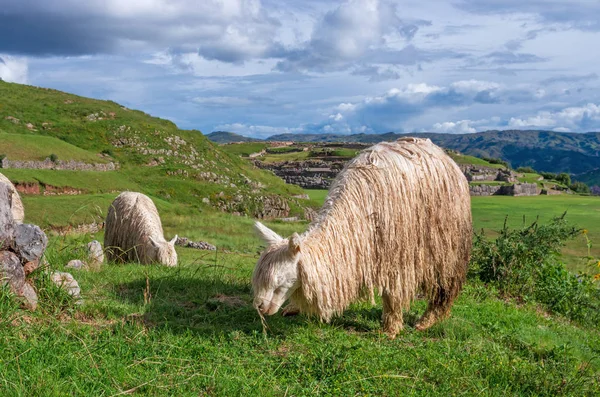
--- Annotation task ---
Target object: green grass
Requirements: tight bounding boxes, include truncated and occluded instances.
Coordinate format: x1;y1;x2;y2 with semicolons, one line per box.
1;169;137;192
219;142;268;157
518;172;544;184
0;131;107;163
0;234;598;396
448;153;506;169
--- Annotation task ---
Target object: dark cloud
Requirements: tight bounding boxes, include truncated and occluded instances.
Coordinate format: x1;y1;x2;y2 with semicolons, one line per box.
0;0;281;61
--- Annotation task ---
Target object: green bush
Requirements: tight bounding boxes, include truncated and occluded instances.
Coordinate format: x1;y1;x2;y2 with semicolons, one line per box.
481;156;509;168
470;214;600;325
49;153;59;162
569;181;590;194
516;166;536;173
556;172;571;186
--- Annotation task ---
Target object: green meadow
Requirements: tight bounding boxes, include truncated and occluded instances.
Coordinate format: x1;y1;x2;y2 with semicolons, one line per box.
0;191;598;396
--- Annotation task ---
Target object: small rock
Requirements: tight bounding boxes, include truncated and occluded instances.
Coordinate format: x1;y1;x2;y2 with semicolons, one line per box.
23;260;39;276
0;251;25;293
17;282;38;311
50;271;82;303
202;197;210;204
86;240;104;268
66;259;87;270
13;224;48;264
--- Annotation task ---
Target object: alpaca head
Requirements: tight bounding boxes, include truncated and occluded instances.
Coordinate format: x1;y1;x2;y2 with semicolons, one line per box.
252;222;301;315
150;235;178;267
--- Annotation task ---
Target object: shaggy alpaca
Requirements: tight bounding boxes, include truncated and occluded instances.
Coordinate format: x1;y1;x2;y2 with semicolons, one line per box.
252;138;472;337
0;172;25;223
104;192;178;266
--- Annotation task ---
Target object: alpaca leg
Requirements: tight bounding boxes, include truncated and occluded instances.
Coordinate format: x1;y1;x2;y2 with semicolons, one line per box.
382;291;403;338
416;280;461;331
281;302;300;317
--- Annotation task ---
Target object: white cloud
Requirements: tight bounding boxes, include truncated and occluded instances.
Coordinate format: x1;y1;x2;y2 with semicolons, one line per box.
432;120;477;134
509;103;600;131
0;55;28;84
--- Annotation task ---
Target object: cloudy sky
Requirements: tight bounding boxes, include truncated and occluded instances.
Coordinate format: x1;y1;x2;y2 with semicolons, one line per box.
1;0;599;137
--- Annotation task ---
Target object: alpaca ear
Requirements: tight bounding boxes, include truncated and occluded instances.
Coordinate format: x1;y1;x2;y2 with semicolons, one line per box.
288;232;302;254
169;235;178;245
254;222;283;246
149;236;159;248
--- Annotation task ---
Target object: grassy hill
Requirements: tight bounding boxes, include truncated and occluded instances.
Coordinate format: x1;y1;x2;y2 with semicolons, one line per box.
0;80;317;228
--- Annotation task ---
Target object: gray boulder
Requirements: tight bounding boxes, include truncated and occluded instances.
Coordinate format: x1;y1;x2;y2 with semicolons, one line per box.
13;224;48;264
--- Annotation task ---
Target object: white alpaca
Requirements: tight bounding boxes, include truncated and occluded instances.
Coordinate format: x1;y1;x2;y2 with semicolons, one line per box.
252;138;472;337
104;192;178;266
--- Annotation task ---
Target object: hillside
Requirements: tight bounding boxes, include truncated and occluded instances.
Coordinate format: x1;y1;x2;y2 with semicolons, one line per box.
266;130;600;176
205;131;261;143
0;81;316;228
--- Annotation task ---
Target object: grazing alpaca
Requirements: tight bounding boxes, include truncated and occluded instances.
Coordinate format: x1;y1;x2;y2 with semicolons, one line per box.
252;138;472;337
104;192;177;266
0;172;25;223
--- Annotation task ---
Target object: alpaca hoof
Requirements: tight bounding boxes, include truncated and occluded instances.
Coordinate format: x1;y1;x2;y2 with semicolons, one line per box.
281;304;300;317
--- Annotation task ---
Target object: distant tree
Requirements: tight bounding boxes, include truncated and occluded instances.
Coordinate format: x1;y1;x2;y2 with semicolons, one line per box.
569;181;591;194
540;172;557;181
556;173;571;186
516;166;536;173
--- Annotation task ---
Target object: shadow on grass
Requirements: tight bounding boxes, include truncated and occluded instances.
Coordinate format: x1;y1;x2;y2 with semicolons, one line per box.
115;267;391;337
115;269;304;337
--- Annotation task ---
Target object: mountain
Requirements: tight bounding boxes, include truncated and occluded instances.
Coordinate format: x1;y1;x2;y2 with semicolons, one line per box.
267;130;600;175
205;131;261;143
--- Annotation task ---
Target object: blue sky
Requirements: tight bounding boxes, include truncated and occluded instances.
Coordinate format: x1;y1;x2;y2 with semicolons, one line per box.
1;0;599;137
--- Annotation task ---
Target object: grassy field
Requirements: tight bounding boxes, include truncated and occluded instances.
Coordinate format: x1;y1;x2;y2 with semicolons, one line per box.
1;233;598;396
0;131;108;163
0;188;599;396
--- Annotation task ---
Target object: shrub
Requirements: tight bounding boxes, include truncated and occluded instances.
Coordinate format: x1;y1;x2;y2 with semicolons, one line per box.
540;172;557;181
481;157;509;168
569;181;590;194
516;166;536;173
49;153;59;162
470;214;600;325
101;148;114;157
556;172;571;186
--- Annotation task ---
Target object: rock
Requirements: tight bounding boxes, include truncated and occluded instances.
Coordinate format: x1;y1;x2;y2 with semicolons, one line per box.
0;183;15;250
86;240;104;267
13;224;48;264
17;282;38;311
202;197;210;204
0;172;25;223
66;259;87;270
175;236;216;251
23;260;39;276
50;271;82;303
0;251;25;293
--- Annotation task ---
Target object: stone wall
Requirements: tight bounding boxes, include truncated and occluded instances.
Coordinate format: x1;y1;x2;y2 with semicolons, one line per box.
1;158;119;172
469;183;540;197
